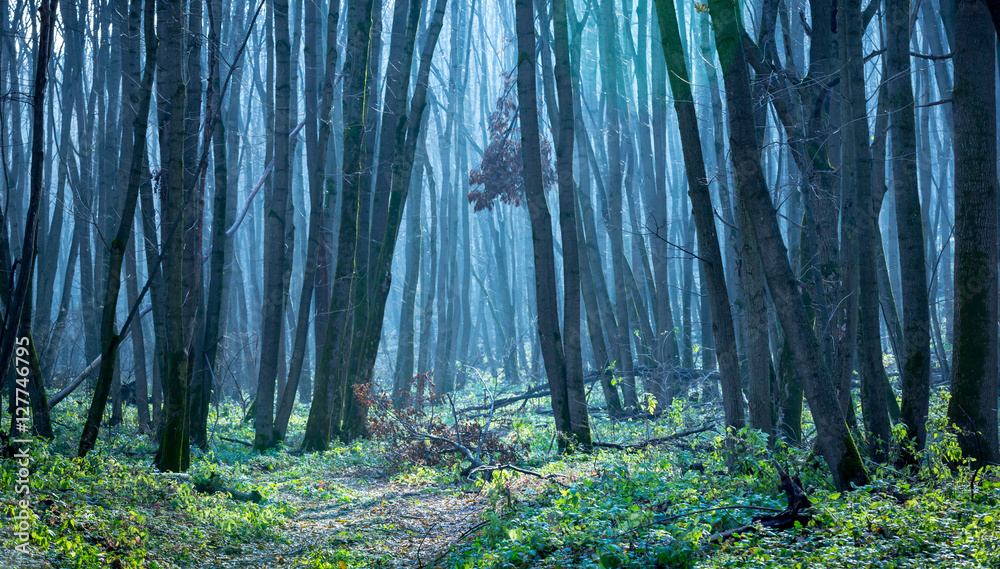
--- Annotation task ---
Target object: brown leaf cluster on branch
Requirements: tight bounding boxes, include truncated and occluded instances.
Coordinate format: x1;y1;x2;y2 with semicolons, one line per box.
358;378;528;475
467;73;555;213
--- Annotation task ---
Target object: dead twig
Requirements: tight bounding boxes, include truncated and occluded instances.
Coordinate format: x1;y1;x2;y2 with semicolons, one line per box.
468;463;569;487
407;428;485;475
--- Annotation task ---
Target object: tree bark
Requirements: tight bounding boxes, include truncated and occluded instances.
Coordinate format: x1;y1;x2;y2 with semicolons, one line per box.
255;0;294;450
551;0;592;449
652;0;745;431
0;0;56;408
515;0;575;449
886;0;931;464
303;0;378;450
339;0;447;440
156;0;191;472
705;0;869;491
948;0;1000;466
418;149;439;377
275;0;341;440
78;0;156;458
841;0;890;462
392;159;423;408
599;0;637;410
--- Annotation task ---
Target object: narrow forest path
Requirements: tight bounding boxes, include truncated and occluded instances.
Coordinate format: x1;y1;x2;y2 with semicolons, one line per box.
205;466;492;568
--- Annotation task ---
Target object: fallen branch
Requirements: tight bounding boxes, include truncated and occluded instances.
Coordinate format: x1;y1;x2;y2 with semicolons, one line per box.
161;472;264;503
194;473;263;503
460;383;551;413
49;306;152;408
407;428;485;476
468;463;569;487
593;424;717;451
707;474;813;543
219;436;253;447
225;120;305;239
48;357;103;408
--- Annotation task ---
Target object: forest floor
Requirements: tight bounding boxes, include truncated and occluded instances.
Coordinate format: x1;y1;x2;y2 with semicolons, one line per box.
1;382;999;568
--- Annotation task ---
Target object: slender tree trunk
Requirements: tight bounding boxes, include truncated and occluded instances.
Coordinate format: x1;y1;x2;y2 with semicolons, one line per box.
648;10;678;370
139;152;165;429
576;194;622;417
418;152;439;377
681;214;694;368
393;161;423;408
78;0;157;458
354;0;423;415
302;0;377;451
0;0;56;415
190;0;236;448
125;227;150;431
275;0;340;440
255;0;294;450
886;0;931;464
599;0;637;409
515;0;572;444
340;0;447;440
652;0;745;431
574;115;622;403
551;0;592;449
180;0;205;449
705;0;868;491
841;0;889;461
33;77;70;355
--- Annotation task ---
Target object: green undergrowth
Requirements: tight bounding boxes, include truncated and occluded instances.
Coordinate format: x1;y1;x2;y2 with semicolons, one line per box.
433;390;1000;569
0;396;375;568
0;385;997;568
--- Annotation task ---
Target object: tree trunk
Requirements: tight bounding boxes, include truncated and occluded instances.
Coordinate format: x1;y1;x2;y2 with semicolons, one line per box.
302;0;377;451
948;0;1000;466
705;0;869;491
79;0;157;458
418;151;439;377
652;0;745;431
255;0;294;450
599;0;637;410
339;0;447;441
681;214;694;368
275;0;340;440
392;160;423;408
886;0;931;464
551;0;592;449
180;0;205;451
125;227;151;431
0;0;56;415
156;0;191;472
841;0;889;462
515;0;571;447
139;152;166;429
189;0;233;449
